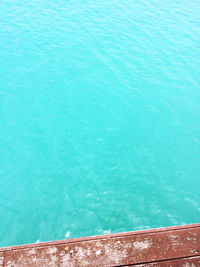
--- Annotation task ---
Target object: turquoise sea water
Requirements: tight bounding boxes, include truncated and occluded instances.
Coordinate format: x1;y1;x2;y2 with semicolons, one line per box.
0;0;200;247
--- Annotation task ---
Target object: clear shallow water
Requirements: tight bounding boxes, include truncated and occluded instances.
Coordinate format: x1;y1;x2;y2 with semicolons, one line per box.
0;0;200;247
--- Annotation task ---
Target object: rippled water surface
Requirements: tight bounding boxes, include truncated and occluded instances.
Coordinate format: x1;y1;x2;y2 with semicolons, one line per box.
0;0;200;247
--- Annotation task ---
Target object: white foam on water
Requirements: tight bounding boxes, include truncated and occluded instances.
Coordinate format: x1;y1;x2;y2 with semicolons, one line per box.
65;231;71;238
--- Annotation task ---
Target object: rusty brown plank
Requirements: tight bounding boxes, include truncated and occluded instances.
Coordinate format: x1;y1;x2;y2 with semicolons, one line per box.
127;255;200;266
0;224;200;266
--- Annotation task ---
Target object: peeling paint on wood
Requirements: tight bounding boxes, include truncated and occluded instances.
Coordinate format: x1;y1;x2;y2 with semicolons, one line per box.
0;224;200;266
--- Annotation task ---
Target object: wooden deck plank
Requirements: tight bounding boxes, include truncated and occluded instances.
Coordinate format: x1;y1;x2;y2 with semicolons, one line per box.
127;255;200;266
0;224;200;266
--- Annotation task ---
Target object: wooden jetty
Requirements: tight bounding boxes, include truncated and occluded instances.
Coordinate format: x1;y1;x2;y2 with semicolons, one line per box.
0;223;200;266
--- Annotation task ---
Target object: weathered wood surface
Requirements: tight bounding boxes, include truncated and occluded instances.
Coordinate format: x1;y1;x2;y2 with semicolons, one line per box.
0;224;200;266
127;256;200;266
